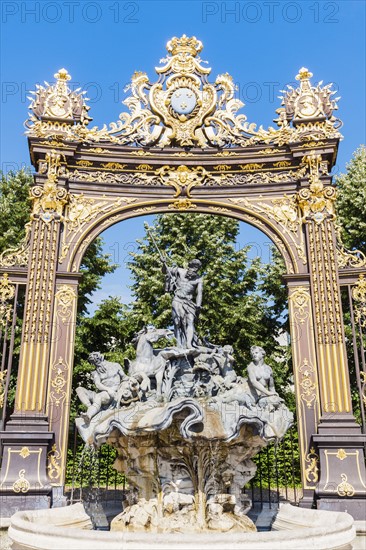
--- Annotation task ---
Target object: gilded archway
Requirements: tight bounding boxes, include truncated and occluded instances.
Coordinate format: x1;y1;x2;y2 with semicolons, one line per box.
0;35;365;518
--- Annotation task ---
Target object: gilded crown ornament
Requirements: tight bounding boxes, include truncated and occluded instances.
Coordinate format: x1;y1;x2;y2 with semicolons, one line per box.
25;37;343;148
166;35;203;57
25;68;92;139
280;67;341;123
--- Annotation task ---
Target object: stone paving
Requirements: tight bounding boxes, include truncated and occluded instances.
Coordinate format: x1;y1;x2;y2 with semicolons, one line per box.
0;530;10;550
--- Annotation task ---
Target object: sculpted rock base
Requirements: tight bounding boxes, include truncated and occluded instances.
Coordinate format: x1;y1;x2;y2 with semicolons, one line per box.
106;414;265;534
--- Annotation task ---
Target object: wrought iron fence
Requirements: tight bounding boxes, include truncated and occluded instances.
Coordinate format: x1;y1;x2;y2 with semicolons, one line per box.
341;283;366;435
0;279;25;432
246;426;302;513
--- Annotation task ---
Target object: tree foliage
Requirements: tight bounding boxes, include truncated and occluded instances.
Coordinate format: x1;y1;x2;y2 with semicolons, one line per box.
127;213;288;373
336;145;366;254
0;169;117;417
0;169;33;252
0;169;116;307
335;145;366;425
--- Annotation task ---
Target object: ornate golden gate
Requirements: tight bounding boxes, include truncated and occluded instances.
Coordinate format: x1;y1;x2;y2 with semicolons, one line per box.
0;36;365;518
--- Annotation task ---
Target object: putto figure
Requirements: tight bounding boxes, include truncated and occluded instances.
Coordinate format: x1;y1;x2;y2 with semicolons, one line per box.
164;259;203;349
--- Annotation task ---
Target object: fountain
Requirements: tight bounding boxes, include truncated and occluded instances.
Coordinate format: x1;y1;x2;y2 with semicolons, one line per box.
7;257;357;548
74;257;293;534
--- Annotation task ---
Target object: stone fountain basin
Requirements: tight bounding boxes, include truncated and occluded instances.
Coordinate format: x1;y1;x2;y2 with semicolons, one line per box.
8;502;356;550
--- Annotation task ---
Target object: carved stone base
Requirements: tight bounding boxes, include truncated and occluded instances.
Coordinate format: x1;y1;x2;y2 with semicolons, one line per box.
0;414;54;517
107;415;264;533
313;414;366;520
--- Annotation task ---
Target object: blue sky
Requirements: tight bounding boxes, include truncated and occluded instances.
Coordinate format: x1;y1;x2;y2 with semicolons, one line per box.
1;0;365;311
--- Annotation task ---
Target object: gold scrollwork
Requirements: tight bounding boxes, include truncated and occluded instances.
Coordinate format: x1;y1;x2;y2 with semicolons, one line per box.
336;449;348;461
215;151;240;156
239;163;265;171
50;357;68;407
60;195;137;265
129;150;153;156
76;160;93;167
337;247;366;269
299;359;317;408
258;148;283;155
228;196;305;265
136;164;153;171
66;195;137;235
19;446;31;459
289;287;310;324
87;147;113;154
13;469;30;493
208;206;230;214
0;370;7;408
0;273;15;302
26;38;341;148
335;225;366;269
153;165;208;197
213;164;231;171
32;150;69;219
0;223;31;268
223;167;306;186
302;141;326;148
69;165;306;190
168;199;197;210
100;162;127;170
0;273;15;328
261;196;300;233
304;446;319;484
352;274;366;328
133;206;156;214
47;444;62;481
55;285;76;323
336;474;355;497
297;152;335;224
39;140;68;148
69;169;147;185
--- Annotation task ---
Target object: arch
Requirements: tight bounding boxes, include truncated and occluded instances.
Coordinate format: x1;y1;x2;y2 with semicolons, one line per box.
3;32;364;520
66;199;299;277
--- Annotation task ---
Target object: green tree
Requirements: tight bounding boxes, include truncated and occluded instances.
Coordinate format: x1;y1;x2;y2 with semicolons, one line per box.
125;213;298;489
127;213;288;373
336;145;366;254
335;146;366;424
0;169;32;251
71;297;136;423
0;169;116;308
0;169;117;416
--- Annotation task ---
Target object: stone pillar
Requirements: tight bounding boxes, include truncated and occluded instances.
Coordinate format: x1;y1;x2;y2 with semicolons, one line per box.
15;216;62;414
0;151;68;515
46;277;79;500
287;280;321;508
299;152;366;519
